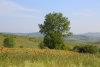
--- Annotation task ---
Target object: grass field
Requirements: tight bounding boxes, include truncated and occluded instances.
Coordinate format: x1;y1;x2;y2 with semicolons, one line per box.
0;33;100;48
0;33;100;67
0;48;100;67
0;33;43;48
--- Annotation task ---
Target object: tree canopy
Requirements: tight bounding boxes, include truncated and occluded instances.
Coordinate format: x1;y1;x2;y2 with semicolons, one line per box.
39;12;71;36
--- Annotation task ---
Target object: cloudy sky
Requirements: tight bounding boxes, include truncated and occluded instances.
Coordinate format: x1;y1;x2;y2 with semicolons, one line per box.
0;0;100;34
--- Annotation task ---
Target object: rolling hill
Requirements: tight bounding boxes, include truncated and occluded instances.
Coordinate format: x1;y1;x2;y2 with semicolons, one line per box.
0;33;43;48
1;32;100;44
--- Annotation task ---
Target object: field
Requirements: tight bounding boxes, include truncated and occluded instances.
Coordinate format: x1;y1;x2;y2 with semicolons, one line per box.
0;33;42;48
0;34;100;67
0;48;100;67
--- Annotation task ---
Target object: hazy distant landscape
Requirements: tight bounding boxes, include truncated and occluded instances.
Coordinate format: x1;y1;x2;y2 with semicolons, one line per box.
1;32;100;44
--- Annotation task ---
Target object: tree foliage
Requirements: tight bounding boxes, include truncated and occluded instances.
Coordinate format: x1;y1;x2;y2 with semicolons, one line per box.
43;31;63;49
38;12;71;49
39;12;71;35
3;36;15;48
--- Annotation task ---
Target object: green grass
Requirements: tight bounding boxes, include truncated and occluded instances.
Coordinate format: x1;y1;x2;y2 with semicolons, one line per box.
1;33;100;49
0;33;100;67
0;34;43;48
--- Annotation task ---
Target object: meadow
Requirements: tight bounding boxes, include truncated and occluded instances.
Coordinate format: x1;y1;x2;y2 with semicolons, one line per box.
0;33;42;48
0;33;100;67
0;48;100;67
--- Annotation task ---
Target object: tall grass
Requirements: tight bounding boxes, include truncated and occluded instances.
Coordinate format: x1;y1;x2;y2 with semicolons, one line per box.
0;48;100;67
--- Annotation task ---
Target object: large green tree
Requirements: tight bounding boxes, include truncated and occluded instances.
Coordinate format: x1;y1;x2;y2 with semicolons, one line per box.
38;12;72;49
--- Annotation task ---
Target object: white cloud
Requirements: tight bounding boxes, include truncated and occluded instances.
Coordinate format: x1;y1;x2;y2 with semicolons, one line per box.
0;0;41;18
73;9;96;17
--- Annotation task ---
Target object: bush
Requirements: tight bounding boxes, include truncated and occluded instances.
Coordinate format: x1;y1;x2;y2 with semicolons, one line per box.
3;36;15;48
49;42;70;50
99;48;100;52
73;45;81;52
20;45;24;48
61;44;70;50
38;42;47;49
73;45;99;54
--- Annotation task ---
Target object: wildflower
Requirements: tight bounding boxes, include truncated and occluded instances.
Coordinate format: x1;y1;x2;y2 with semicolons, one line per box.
0;47;4;51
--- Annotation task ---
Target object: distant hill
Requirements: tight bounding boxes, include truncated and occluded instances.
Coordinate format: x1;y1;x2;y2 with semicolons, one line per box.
80;32;100;37
65;35;100;43
1;32;100;44
0;32;43;37
65;32;100;43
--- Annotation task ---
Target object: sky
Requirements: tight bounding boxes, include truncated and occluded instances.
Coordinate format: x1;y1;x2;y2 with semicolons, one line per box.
0;0;100;34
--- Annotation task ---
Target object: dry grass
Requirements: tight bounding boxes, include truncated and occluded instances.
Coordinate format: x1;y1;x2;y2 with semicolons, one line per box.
0;48;100;67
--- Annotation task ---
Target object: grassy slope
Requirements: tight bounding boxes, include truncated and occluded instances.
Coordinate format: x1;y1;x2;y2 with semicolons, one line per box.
0;34;100;67
65;35;100;43
0;34;43;48
0;33;100;49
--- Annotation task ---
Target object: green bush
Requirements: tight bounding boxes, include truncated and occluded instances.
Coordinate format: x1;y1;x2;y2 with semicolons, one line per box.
3;36;15;48
99;48;100;53
53;43;70;50
61;44;70;50
73;45;99;54
38;42;47;49
20;45;24;48
73;45;81;52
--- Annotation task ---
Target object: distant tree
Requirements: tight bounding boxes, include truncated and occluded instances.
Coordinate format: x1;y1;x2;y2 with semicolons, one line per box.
38;12;72;49
3;36;15;48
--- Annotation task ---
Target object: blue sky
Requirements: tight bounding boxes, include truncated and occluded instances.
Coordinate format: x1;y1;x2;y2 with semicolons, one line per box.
0;0;100;34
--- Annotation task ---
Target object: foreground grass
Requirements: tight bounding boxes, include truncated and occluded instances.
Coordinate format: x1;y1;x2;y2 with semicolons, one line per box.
0;48;100;67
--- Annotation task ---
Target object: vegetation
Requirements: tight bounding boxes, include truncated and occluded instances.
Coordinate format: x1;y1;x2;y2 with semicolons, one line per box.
38;41;46;49
73;45;99;54
0;34;43;48
39;12;72;49
3;36;15;48
0;33;100;67
0;48;100;67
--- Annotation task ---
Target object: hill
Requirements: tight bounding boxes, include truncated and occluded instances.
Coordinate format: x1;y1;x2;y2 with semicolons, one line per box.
0;33;43;48
65;35;100;43
1;32;100;37
81;32;100;37
1;32;100;44
1;32;43;37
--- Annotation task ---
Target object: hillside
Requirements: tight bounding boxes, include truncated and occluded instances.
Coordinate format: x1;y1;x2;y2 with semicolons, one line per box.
81;32;100;37
1;32;100;45
66;32;100;43
0;33;43;48
65;35;100;43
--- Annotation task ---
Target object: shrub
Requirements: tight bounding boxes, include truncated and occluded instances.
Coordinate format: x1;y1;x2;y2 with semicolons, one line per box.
3;36;15;48
4;35;7;37
61;44;70;50
38;42;47;49
99;48;100;52
73;45;99;54
55;43;70;50
20;45;24;48
73;45;81;52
